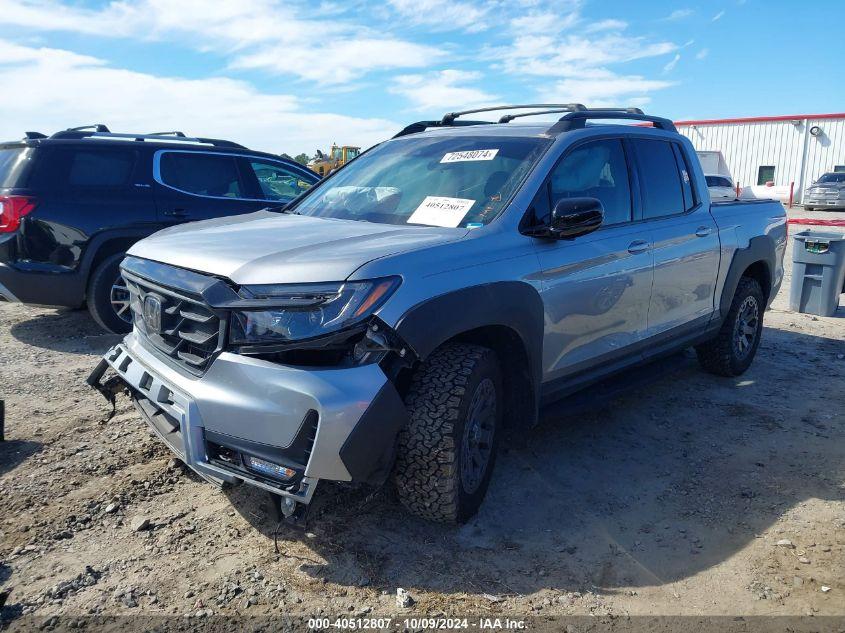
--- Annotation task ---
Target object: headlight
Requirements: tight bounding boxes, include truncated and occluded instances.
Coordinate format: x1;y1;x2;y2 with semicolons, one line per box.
229;277;400;345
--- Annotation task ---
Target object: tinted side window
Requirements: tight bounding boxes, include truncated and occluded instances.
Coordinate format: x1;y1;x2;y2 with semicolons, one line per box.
249;160;313;201
66;149;135;187
159;152;243;198
632;139;684;219
549;138;632;225
0;148;35;187
672;143;697;211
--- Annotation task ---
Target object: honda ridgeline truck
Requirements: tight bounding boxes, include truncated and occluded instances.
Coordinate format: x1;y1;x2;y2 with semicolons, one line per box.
90;105;787;524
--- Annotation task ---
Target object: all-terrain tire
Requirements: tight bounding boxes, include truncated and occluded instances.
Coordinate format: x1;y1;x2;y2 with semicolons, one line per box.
88;253;132;334
695;276;765;377
393;343;502;523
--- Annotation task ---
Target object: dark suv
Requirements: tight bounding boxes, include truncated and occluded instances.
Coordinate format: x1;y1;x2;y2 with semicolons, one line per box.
0;125;319;332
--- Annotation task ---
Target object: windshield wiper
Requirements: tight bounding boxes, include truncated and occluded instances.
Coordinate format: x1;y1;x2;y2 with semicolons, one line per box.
264;204;300;215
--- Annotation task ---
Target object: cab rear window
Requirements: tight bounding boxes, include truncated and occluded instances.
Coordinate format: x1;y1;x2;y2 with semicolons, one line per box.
0;147;35;188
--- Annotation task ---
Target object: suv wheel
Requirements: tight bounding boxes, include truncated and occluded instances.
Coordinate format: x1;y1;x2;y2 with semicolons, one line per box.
393;343;501;523
88;253;133;334
695;276;765;377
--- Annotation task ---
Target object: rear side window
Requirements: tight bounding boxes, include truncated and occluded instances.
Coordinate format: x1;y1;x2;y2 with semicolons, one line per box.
68;150;136;187
159;152;243;198
706;175;733;188
0;147;35;187
549;138;632;225
248;160;313;201
672;143;697;211
632;139;685;219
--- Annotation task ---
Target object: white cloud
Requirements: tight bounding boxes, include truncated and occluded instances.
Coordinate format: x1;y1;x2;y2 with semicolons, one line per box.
537;71;675;108
584;19;628;33
696;48;710;60
230;38;444;84
510;10;581;34
390;70;498;112
387;0;492;32
663;8;694;21
496;33;676;77
0;0;443;84
0;0;682;111
663;53;681;73
712;10;726;21
0;40;397;154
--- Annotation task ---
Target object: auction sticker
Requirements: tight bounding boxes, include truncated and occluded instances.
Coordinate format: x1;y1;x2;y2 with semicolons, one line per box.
440;149;499;163
407;196;475;227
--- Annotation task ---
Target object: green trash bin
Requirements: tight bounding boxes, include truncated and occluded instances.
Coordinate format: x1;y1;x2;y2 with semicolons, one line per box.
789;230;845;317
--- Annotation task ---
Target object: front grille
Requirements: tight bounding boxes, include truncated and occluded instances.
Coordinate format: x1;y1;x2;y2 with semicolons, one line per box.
124;272;224;373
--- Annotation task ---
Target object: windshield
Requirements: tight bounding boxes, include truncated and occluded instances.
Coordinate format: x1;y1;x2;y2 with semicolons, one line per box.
290;135;551;227
817;173;845;184
706;175;733;188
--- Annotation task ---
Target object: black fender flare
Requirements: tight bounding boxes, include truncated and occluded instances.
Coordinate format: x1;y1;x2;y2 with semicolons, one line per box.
78;227;164;281
394;281;545;412
719;235;776;319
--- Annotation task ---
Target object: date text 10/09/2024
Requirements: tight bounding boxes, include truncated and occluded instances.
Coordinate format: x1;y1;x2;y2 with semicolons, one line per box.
307;618;527;630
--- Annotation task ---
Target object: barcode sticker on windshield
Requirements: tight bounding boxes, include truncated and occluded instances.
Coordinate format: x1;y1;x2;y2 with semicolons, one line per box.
407;196;475;228
440;149;499;163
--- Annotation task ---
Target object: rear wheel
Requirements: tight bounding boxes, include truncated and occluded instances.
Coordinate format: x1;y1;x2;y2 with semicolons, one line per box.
695;277;765;377
88;253;132;334
393;343;501;523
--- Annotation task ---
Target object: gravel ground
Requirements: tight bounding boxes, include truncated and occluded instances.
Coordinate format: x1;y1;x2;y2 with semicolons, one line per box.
0;224;843;626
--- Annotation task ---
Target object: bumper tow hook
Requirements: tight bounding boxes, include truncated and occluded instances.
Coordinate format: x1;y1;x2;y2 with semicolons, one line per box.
86;358;128;421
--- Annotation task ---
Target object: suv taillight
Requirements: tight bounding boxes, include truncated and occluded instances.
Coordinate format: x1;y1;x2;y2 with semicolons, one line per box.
0;196;36;233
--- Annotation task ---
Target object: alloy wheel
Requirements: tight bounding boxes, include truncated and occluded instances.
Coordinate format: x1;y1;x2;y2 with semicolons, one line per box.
110;275;132;324
460;377;497;494
733;295;759;359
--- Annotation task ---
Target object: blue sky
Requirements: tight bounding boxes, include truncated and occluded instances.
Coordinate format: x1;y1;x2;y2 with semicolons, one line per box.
0;0;842;155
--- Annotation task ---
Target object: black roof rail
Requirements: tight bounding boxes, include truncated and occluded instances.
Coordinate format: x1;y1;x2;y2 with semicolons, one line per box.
46;129;247;149
497;107;592;123
24;131;47;140
548;109;676;134
441;103;587;125
66;124;111;133
393;119;495;139
393;104;674;138
393;104;589;138
193;137;246;149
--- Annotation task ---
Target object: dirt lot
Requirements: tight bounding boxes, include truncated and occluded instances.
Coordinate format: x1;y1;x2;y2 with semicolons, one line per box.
1;224;843;627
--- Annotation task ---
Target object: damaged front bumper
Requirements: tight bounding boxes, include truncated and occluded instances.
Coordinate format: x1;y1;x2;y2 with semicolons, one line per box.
88;332;408;508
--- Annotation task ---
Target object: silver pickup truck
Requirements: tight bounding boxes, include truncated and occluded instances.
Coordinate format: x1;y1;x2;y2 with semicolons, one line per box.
89;105;787;525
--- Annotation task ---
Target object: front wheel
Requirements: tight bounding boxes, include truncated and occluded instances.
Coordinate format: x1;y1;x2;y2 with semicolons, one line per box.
393;343;502;523
695;277;765;377
88;253;133;334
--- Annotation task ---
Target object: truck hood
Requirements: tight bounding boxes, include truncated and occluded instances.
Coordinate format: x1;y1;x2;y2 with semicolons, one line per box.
809;182;845;191
128;210;468;285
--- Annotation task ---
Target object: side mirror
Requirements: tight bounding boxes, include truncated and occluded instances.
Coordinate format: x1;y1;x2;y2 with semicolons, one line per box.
540;197;604;239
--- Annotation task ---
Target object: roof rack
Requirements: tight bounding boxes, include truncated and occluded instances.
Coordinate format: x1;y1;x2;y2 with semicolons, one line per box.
392;104;676;138
548;109;676;133
66;124;111;133
440;103;588;125
148;131;187;138
48;128;246;148
24;131;47;140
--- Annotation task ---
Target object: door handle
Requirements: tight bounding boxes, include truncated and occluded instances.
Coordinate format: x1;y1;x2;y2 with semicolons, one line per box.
164;209;188;218
627;240;650;254
695;226;713;237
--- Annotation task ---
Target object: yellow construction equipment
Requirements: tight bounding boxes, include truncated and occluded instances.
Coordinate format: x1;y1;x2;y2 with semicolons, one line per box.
307;144;361;177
